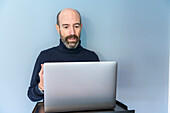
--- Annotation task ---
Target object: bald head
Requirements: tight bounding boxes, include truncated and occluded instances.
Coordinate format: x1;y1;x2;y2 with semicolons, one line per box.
57;8;81;26
55;8;83;49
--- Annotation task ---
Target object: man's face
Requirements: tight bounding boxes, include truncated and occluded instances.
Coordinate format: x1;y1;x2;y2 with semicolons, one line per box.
56;9;82;49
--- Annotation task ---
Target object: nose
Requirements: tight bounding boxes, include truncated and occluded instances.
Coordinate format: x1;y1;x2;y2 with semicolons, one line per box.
69;26;75;35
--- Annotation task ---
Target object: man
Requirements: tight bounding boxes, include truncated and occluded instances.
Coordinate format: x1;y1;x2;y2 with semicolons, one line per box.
27;8;99;102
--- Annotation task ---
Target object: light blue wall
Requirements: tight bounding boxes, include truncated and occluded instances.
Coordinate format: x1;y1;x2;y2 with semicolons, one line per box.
0;0;169;113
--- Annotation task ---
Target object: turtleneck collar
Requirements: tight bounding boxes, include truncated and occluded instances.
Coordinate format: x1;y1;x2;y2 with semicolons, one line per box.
58;39;83;54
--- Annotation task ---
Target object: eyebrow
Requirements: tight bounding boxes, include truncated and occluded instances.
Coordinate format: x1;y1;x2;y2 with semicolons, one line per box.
74;23;81;25
62;23;81;26
62;24;69;26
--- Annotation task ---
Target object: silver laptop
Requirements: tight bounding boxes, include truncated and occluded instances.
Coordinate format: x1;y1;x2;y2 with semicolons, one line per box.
44;61;117;112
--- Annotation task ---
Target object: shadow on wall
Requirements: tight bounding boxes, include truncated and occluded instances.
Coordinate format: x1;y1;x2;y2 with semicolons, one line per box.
81;16;87;48
81;27;87;48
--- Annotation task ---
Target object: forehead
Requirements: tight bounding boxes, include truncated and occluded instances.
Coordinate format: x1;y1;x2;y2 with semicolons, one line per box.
59;9;81;25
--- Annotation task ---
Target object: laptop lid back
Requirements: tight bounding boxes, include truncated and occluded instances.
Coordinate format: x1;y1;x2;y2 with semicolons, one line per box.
44;61;117;112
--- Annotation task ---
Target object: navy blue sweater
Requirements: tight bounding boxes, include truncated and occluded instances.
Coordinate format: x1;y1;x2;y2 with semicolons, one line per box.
27;40;99;102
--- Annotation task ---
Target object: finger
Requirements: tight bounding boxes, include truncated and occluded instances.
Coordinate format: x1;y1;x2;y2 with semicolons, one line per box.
41;64;44;68
41;64;44;75
39;64;44;76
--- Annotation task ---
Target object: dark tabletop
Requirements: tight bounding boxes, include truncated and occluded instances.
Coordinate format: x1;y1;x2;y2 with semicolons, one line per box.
32;101;135;113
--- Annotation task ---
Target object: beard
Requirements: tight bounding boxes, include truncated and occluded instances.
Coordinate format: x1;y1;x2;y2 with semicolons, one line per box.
60;34;80;49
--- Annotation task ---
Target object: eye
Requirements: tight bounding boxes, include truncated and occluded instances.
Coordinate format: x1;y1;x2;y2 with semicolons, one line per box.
74;25;80;28
63;26;68;29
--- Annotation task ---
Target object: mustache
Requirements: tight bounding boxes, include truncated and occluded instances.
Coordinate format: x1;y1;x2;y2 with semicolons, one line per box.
65;35;79;41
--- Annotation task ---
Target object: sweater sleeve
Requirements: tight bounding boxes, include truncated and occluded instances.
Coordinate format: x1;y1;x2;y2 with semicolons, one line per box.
93;52;100;61
90;51;100;61
27;52;44;102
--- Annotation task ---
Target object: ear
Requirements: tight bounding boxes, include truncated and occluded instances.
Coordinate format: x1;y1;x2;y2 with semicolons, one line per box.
80;23;83;30
55;24;60;34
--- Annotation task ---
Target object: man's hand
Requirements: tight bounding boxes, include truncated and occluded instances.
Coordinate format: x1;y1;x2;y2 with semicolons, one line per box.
38;64;44;91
